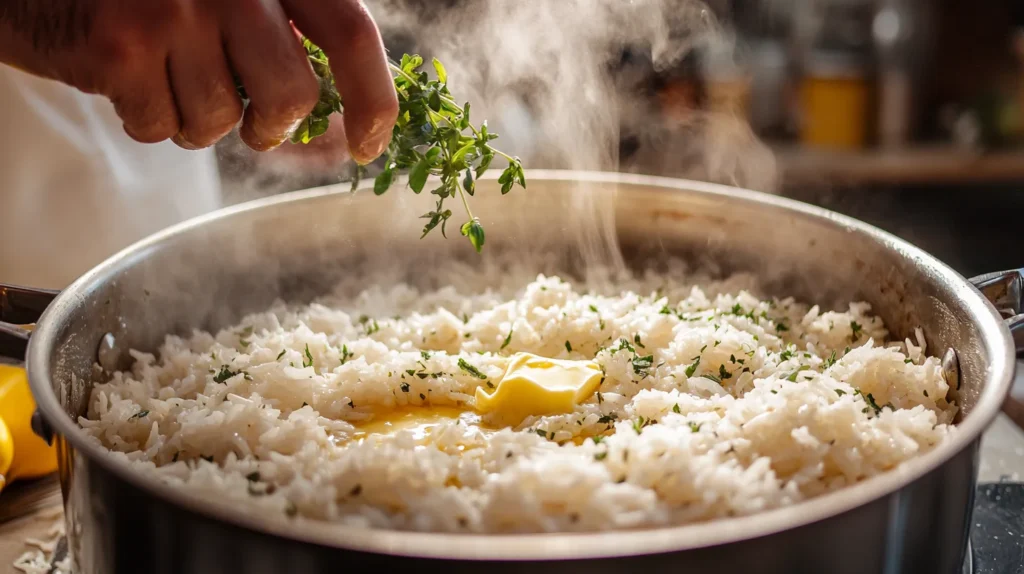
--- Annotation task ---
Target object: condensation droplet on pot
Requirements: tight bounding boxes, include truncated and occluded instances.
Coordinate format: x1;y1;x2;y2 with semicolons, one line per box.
941;348;960;392
97;333;120;372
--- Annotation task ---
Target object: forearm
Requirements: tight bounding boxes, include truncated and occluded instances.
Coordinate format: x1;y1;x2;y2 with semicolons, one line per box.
0;0;88;79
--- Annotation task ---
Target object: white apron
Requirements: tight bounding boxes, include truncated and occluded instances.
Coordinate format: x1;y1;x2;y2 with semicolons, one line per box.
0;67;221;289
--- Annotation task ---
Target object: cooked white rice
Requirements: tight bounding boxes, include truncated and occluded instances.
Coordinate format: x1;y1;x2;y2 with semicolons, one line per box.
80;260;956;533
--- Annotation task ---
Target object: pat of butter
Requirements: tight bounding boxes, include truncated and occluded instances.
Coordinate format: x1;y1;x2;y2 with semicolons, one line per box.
474;352;603;426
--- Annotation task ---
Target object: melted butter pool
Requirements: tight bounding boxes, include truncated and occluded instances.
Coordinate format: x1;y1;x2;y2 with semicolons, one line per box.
347;353;604;445
351;406;485;442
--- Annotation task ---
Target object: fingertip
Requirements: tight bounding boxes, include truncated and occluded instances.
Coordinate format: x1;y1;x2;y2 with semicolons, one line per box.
171;133;200;150
349;126;392;165
114;94;181;144
123;121;178;144
345;99;397;164
239;108;289;151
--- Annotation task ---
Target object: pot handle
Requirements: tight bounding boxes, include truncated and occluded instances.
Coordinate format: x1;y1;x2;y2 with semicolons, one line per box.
970;269;1024;353
0;283;60;360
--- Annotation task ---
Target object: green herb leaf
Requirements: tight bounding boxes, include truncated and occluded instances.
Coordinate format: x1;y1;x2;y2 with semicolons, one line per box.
500;326;513;350
685;356;701;377
457;358;488;380
128;410;150;421
340;344;353;365
303;344;314;369
718;364;732;380
374;165;394;196
632;416;650;434
252;39;526;253
632;354;654;378
432;57;448;84
672;404;681;414
864;392;882;414
786;366;810;382
460;218;486;253
823;350;838;369
850;321;863;339
213;365;241;384
408;157;432;193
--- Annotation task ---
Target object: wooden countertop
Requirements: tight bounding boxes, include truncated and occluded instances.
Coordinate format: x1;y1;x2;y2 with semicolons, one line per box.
775;145;1024;187
0;475;63;570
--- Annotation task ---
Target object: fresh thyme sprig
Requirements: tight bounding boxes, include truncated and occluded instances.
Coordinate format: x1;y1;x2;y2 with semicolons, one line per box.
239;38;527;253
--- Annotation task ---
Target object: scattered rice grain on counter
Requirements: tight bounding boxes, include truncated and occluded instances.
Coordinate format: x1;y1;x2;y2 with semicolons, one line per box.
12;510;68;574
79;259;956;533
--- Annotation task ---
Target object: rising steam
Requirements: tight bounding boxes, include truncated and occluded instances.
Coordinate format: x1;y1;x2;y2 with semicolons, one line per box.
369;0;776;277
219;0;778;279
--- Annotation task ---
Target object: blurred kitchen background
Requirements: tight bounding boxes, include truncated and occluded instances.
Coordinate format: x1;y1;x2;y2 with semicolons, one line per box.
217;0;1024;278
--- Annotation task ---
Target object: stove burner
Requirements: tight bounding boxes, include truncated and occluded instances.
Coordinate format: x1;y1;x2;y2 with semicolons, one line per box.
966;482;1024;574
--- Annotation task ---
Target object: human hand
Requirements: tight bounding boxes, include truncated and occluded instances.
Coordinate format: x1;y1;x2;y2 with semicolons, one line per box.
261;117;352;174
0;0;398;161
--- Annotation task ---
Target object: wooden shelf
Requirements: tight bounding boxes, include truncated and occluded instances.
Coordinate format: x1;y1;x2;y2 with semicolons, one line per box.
774;145;1024;187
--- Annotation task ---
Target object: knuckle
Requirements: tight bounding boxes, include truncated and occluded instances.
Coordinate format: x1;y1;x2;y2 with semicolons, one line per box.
274;72;319;121
183;100;243;148
124;121;176;144
90;0;191;73
91;28;145;75
115;99;180;143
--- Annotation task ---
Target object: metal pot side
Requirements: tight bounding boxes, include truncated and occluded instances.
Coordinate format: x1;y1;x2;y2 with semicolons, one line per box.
17;172;1016;573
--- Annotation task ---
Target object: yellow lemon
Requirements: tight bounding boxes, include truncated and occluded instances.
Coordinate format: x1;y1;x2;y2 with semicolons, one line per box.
0;365;58;493
0;417;12;491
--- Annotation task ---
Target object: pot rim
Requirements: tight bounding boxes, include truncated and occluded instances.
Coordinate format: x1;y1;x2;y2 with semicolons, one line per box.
27;170;1015;560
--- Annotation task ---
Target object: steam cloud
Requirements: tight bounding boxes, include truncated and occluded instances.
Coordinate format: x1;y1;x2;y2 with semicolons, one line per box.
218;0;779;278
370;0;776;277
374;0;719;171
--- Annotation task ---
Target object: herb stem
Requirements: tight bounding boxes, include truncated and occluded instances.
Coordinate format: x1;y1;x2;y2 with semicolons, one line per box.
387;62;418;83
456;180;475;220
280;48;527;250
390;60;517;164
389;62;461;109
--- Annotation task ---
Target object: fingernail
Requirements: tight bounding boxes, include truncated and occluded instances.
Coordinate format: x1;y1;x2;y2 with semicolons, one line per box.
240;121;286;151
172;133;198;151
262;136;286;151
354;130;390;165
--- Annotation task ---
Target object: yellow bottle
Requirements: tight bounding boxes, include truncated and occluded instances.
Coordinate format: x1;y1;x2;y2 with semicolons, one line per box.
800;51;869;150
0;364;58;492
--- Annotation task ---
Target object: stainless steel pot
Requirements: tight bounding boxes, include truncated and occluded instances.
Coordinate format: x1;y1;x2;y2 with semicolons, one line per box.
1;171;1021;574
